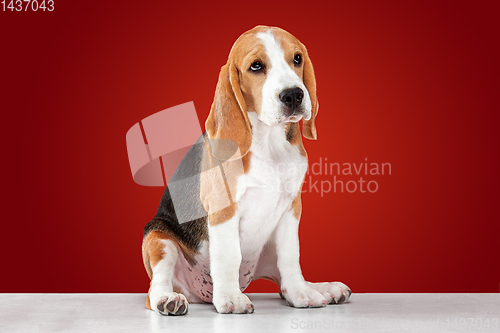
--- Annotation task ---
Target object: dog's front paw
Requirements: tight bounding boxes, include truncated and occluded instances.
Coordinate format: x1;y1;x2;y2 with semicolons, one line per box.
280;284;327;308
307;281;352;304
213;293;254;314
155;292;189;316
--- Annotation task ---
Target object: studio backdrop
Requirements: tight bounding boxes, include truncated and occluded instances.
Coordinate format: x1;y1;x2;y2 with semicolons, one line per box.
1;0;498;293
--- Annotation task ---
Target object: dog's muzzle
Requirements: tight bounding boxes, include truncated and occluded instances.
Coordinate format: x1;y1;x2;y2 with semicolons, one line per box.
280;87;306;122
279;87;304;109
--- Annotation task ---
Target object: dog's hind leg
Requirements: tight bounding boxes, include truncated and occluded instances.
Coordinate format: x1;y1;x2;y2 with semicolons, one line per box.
142;231;188;315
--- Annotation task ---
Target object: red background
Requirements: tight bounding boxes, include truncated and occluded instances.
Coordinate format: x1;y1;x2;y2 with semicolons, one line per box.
1;1;498;293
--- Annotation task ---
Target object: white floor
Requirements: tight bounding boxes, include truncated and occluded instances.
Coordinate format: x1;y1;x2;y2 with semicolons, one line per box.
0;293;498;333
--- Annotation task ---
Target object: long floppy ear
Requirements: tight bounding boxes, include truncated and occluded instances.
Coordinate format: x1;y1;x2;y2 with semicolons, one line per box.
301;47;318;140
205;61;252;159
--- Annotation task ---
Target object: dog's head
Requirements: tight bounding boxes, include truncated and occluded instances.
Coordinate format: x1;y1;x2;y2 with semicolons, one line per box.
206;25;318;158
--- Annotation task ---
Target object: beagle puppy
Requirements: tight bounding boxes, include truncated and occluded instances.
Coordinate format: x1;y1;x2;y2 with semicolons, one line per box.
142;25;351;315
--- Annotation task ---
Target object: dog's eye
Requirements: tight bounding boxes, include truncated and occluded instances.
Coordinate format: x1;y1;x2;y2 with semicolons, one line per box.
294;54;302;65
250;61;263;72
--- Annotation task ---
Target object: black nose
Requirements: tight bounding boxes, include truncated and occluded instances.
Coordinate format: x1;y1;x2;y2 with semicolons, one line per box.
279;87;304;109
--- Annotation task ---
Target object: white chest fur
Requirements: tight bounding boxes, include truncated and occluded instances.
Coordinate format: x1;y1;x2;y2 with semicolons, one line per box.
236;112;308;260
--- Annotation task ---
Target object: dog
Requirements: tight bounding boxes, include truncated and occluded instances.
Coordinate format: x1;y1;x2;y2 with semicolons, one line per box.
141;25;351;315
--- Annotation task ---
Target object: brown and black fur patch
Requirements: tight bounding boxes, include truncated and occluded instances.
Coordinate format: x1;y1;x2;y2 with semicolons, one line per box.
286;122;297;142
143;134;211;270
285;122;307;157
